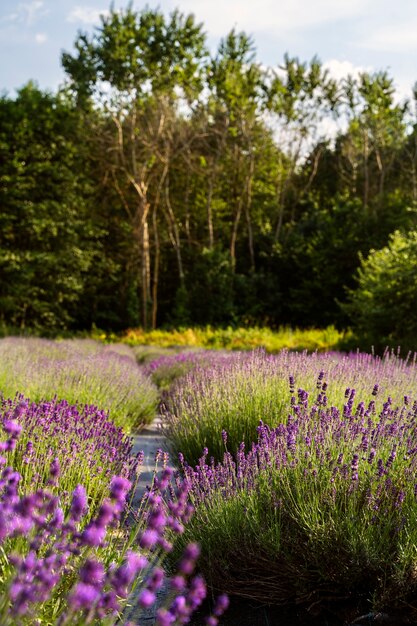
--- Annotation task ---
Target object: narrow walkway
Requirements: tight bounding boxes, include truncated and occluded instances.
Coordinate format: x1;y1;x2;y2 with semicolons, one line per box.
130;416;172;506
123;416;172;624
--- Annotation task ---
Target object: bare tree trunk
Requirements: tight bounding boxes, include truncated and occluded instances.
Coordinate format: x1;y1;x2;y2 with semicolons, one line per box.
140;208;151;330
375;148;385;200
207;177;215;249
412;139;417;205
151;207;159;329
184;169;192;244
149;167;168;330
165;176;185;284
230;195;243;272
273;139;302;243
363;130;369;210
245;151;255;272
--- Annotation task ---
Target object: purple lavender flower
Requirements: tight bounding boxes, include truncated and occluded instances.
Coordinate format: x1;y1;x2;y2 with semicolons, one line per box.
69;582;100;610
110;476;131;502
139;589;156;608
70;485;88;522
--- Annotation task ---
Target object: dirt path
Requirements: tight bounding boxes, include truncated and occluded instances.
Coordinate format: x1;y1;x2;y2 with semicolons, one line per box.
130;417;172;505
122;417;172;624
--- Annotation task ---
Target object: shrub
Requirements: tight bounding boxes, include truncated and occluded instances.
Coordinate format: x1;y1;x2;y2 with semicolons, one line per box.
344;230;417;352
162;348;417;465
0;338;158;430
0;416;228;625
122;325;347;353
1;395;137;516
176;385;417;615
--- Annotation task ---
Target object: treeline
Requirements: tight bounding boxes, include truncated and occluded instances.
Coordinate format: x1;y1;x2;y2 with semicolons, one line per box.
1;6;417;345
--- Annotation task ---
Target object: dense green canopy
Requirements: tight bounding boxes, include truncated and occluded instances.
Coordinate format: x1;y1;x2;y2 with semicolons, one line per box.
1;5;416;348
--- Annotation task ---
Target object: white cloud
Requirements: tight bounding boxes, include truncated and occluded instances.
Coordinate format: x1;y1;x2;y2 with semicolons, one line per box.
0;12;19;23
323;59;372;81
0;1;47;26
324;59;412;104
35;32;47;44
172;0;373;36
67;7;110;25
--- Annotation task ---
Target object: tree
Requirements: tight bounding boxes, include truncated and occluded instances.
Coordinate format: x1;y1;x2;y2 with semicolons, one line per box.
266;55;339;242
62;6;208;329
0;83;98;330
338;72;407;211
206;30;267;272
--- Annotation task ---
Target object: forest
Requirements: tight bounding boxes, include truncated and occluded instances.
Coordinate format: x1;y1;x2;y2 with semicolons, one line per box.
1;5;417;350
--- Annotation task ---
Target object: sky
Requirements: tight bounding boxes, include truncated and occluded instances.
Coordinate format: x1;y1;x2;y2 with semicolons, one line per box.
1;0;417;100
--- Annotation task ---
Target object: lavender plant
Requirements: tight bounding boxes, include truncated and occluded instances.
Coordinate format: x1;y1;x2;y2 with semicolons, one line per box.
0;338;158;430
0;418;228;625
1;396;137;514
176;381;417;614
163;348;417;464
144;350;234;390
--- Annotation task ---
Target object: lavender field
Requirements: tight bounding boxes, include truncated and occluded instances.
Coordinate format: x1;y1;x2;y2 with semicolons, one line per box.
1;338;417;624
0;338;228;626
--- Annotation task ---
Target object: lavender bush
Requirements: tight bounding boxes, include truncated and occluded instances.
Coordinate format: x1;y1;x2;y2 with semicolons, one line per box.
0;338;158;430
1;396;137;515
163;348;417;465
0;417;228;625
175;380;417;614
144;350;234;390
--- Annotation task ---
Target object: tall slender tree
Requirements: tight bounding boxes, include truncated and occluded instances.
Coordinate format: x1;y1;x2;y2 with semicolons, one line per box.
62;6;207;328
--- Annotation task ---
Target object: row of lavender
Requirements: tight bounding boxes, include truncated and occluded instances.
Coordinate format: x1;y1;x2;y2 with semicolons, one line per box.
0;337;158;431
0;339;227;625
154;348;417;617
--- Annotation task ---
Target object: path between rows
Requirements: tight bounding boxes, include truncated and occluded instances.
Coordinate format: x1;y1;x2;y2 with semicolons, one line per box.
130;416;172;508
122;416;172;624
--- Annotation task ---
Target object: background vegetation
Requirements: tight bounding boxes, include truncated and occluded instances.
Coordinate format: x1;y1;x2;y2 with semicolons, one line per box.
1;5;417;349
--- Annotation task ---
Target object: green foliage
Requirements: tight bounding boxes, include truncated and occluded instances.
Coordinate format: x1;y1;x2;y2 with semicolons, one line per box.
172;285;191;327
0;84;98;330
173;370;417;612
0;11;416;333
163;348;417;466
122;325;347;352
62;6;207;101
187;249;235;325
344;230;417;351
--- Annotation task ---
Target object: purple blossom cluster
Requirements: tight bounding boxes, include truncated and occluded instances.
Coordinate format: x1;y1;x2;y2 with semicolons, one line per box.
181;380;417;507
0;419;228;625
0;429;137;620
163;347;417;465
1;395;138;504
177;378;417;606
